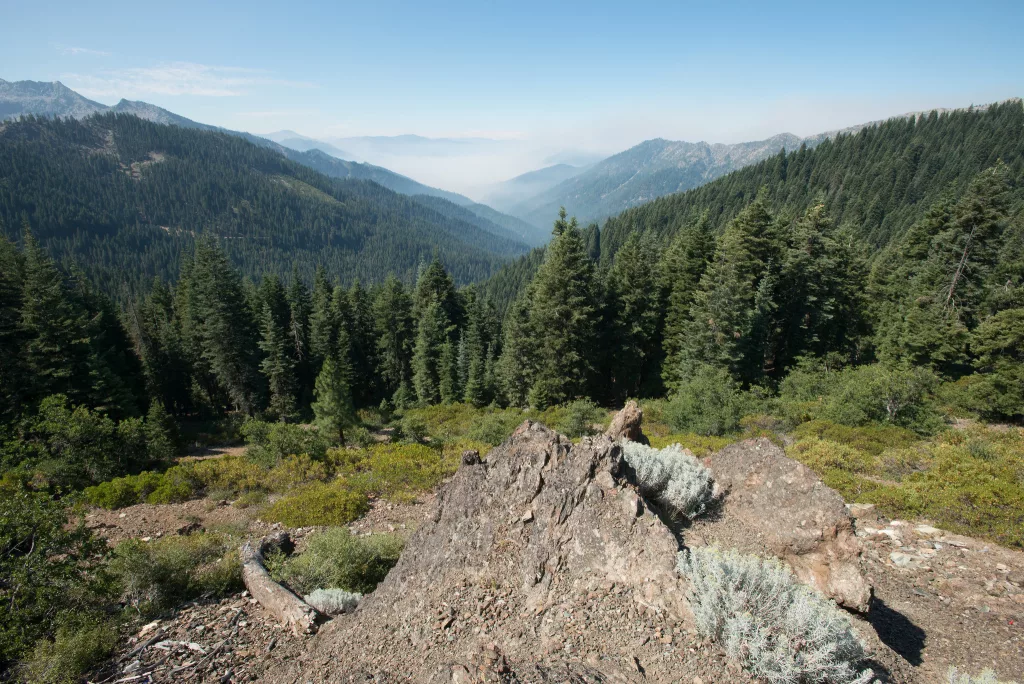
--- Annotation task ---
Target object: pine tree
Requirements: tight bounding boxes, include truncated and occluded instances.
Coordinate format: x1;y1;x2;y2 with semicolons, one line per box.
463;296;492;406
144;400;179;462
287;266;313;412
372;276;414;402
606;231;661;400
659;211;714;390
524;209;601;407
438;338;460;404
259;275;298;420
497;287;535;407
411;300;449;405
0;233;26;421
309;265;337;374
969;307;1024;420
189;237;263;414
19;229;91;405
680;197;779;386
345;281;378;407
312;350;355;443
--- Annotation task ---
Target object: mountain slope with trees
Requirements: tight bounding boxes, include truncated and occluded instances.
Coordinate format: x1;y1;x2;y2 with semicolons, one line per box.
0;113;529;293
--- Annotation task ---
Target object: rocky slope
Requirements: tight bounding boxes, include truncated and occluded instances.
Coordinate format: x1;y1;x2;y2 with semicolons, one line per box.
99;408;1024;682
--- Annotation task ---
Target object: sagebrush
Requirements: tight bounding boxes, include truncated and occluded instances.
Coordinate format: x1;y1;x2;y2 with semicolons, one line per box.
621;440;714;518
304;588;362;616
678;546;875;684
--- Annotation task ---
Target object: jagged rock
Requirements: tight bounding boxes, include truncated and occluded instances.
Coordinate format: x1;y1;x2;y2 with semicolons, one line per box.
701;438;872;612
266;420;699;681
604;400;648;444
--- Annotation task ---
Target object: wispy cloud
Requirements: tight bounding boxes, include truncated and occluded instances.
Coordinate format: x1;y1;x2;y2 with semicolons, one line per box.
57;45;112;57
63;62;317;98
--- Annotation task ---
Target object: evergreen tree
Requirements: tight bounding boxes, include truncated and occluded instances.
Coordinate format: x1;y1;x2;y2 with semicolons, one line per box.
438;338;460;404
497;287;535;407
606;231;661;399
188;238;263;414
411;300;449;405
19;229;91;406
344;281;379;407
311;350;355;443
287;266;313;411
309;265;337;373
258;275;298;420
144;400;179;462
969;307;1024;420
372;276;414;402
659;211;714;390
524;209;601;407
680;198;778;385
463;295;493;406
0;233;26;421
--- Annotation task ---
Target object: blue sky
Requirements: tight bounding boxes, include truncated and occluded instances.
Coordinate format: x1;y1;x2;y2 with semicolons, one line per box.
2;0;1022;189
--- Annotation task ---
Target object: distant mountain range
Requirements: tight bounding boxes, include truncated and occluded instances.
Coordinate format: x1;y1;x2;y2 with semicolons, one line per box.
0;78;548;246
505;133;812;227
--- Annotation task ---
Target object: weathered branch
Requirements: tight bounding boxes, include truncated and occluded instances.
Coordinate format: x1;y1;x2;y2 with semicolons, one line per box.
239;531;320;636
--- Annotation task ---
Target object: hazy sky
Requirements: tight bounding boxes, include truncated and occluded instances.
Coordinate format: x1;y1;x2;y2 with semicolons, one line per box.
3;0;1022;192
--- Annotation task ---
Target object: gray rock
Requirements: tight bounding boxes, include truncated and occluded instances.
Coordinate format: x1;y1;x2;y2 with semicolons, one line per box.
706;439;873;612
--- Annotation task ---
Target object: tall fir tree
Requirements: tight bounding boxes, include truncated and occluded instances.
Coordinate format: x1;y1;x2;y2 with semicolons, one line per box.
0;233;25;421
606;231;661;400
286;266;313;412
497;287;535;407
344;280;379;407
312;348;355;443
659;211;714;390
372;275;414;402
680;197;779;386
524;209;601;407
411;300;449;405
258;275;298;420
308;265;337;374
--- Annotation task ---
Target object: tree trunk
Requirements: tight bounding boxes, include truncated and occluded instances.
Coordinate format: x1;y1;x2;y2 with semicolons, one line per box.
239;531;320;636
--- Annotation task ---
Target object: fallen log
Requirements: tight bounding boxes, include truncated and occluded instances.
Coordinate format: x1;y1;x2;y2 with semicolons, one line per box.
239;530;320;636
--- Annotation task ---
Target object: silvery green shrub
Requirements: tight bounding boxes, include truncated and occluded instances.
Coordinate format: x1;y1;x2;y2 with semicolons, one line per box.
621;441;714;518
304;588;361;616
948;668;1017;684
678;546;876;684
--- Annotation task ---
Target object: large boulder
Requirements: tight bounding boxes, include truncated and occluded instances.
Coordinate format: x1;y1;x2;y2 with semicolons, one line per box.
267;421;714;682
699;438;872;612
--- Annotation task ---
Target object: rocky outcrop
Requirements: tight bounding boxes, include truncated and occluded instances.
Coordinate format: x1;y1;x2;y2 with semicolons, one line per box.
264;415;879;682
267;420;718;682
604;400;648;444
700;438;872;612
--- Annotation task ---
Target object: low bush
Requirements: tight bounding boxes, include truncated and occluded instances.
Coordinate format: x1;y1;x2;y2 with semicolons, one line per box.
665;365;747;436
791;420;919;456
108;532;242;614
467;411;524;446
303;588;361;616
621;441;714;518
82;470;165;509
232;490;267;509
0;488;110;671
263;482;369;527
646;432;732;456
336;443;459;503
787;426;1024;548
241;420;330;467
678;546;875;684
947;667;1018;684
270;528;403;595
551;399;605;439
19;615;118;684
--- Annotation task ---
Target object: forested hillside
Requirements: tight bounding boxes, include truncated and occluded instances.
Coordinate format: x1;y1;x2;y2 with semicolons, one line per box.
0;114;528;293
483;100;1024;312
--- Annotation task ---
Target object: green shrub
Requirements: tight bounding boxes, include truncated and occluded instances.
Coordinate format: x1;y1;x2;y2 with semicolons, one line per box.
665;365;746;436
233;490;267;509
338;443;458;503
270;528;403;595
822;365;943;434
109;532;242;614
20;616;118;684
398;414;429;443
647;432;732;456
242;420;330;467
0;488;109;669
552;399;604;439
263;482;369;526
83;470;165;509
791;420;919;456
467;410;523;446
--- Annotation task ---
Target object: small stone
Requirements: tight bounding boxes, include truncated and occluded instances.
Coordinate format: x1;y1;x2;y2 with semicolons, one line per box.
914;524;940;537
